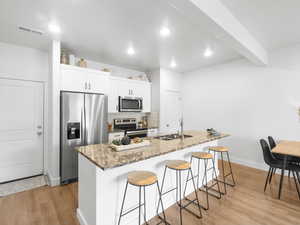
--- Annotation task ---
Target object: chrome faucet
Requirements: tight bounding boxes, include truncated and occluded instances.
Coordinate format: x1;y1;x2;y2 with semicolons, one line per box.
179;117;184;141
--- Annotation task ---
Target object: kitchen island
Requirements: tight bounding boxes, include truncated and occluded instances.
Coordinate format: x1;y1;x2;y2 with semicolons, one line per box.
76;130;229;225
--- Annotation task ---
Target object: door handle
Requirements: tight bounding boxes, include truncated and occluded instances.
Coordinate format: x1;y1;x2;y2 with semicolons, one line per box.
37;125;42;129
88;82;91;90
37;131;43;135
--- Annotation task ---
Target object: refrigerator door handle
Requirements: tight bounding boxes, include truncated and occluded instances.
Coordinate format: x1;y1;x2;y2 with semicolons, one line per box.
81;107;85;145
84;101;87;145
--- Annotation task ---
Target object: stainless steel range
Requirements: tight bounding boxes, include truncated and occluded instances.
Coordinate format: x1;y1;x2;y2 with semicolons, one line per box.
113;118;147;138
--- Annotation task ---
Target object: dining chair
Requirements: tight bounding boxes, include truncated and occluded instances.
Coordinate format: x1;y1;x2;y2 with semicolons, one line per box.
260;139;300;199
268;136;300;179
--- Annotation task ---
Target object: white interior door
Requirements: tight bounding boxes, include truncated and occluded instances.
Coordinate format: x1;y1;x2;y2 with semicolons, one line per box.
0;79;44;183
160;90;182;134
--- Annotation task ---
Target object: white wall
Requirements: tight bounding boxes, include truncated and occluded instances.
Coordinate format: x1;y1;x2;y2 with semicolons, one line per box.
160;68;182;92
0;42;48;81
182;44;300;170
47;41;61;185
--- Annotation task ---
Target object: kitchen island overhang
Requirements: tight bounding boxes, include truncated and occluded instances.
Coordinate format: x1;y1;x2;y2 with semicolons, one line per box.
76;131;229;225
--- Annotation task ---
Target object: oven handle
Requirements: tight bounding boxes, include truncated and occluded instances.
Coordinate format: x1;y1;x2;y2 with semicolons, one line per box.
118;96;122;112
139;98;143;110
126;130;147;135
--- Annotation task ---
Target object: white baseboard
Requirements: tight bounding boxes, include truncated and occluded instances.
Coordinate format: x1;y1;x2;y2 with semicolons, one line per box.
46;172;60;186
223;156;292;176
77;208;88;225
228;156;268;171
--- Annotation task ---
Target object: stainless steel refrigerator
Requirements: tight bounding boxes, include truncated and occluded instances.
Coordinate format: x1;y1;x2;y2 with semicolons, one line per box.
60;91;108;184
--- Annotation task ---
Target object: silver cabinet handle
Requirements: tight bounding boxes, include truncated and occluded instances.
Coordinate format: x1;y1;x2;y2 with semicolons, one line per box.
88;82;91;90
84;82;87;90
37;131;43;135
37;125;42;129
116;105;118;111
128;89;131;95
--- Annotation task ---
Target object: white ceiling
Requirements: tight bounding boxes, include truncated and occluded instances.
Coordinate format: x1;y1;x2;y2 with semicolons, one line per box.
220;0;300;50
0;0;299;72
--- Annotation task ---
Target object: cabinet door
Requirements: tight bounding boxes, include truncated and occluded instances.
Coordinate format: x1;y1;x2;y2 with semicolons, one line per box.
117;79;133;97
141;83;151;112
108;78;119;113
131;82;151;112
61;67;87;92
86;72;109;94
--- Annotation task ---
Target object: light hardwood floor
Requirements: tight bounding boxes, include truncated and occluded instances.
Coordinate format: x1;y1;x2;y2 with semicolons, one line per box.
0;162;300;225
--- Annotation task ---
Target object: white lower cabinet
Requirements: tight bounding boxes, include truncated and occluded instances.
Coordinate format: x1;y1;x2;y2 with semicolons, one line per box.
60;64;110;94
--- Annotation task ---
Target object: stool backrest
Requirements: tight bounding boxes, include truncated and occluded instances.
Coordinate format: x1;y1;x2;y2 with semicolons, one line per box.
268;136;276;149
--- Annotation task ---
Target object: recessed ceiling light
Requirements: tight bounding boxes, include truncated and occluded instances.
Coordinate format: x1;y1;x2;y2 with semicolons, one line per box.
204;47;213;57
48;23;61;34
160;26;170;37
170;59;177;68
127;46;135;56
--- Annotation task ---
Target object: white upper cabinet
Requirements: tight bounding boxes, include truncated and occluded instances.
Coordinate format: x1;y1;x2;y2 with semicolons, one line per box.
60;65;151;113
108;77;119;113
60;64;110;94
108;77;151;113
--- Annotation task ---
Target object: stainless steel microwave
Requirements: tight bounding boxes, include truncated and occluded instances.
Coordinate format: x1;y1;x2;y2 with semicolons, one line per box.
118;96;143;112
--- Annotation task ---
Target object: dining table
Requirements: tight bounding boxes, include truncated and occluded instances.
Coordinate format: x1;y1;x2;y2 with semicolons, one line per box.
272;140;300;199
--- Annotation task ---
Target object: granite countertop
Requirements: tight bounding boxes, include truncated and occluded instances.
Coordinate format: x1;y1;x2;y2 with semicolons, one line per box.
76;130;229;170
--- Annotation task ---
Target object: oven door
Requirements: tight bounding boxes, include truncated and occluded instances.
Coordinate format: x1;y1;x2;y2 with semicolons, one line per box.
119;97;143;112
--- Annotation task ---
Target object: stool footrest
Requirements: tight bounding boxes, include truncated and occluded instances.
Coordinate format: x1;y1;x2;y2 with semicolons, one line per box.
214;178;235;187
120;203;145;217
161;187;177;196
186;174;199;182
199;188;222;199
184;197;209;211
156;214;172;225
177;199;202;218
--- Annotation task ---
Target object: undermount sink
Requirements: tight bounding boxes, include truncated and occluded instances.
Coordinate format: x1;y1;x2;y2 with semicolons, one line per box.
155;134;193;141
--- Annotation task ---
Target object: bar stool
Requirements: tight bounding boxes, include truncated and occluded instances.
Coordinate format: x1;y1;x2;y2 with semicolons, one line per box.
118;170;169;225
208;146;236;194
184;152;221;210
158;160;202;225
